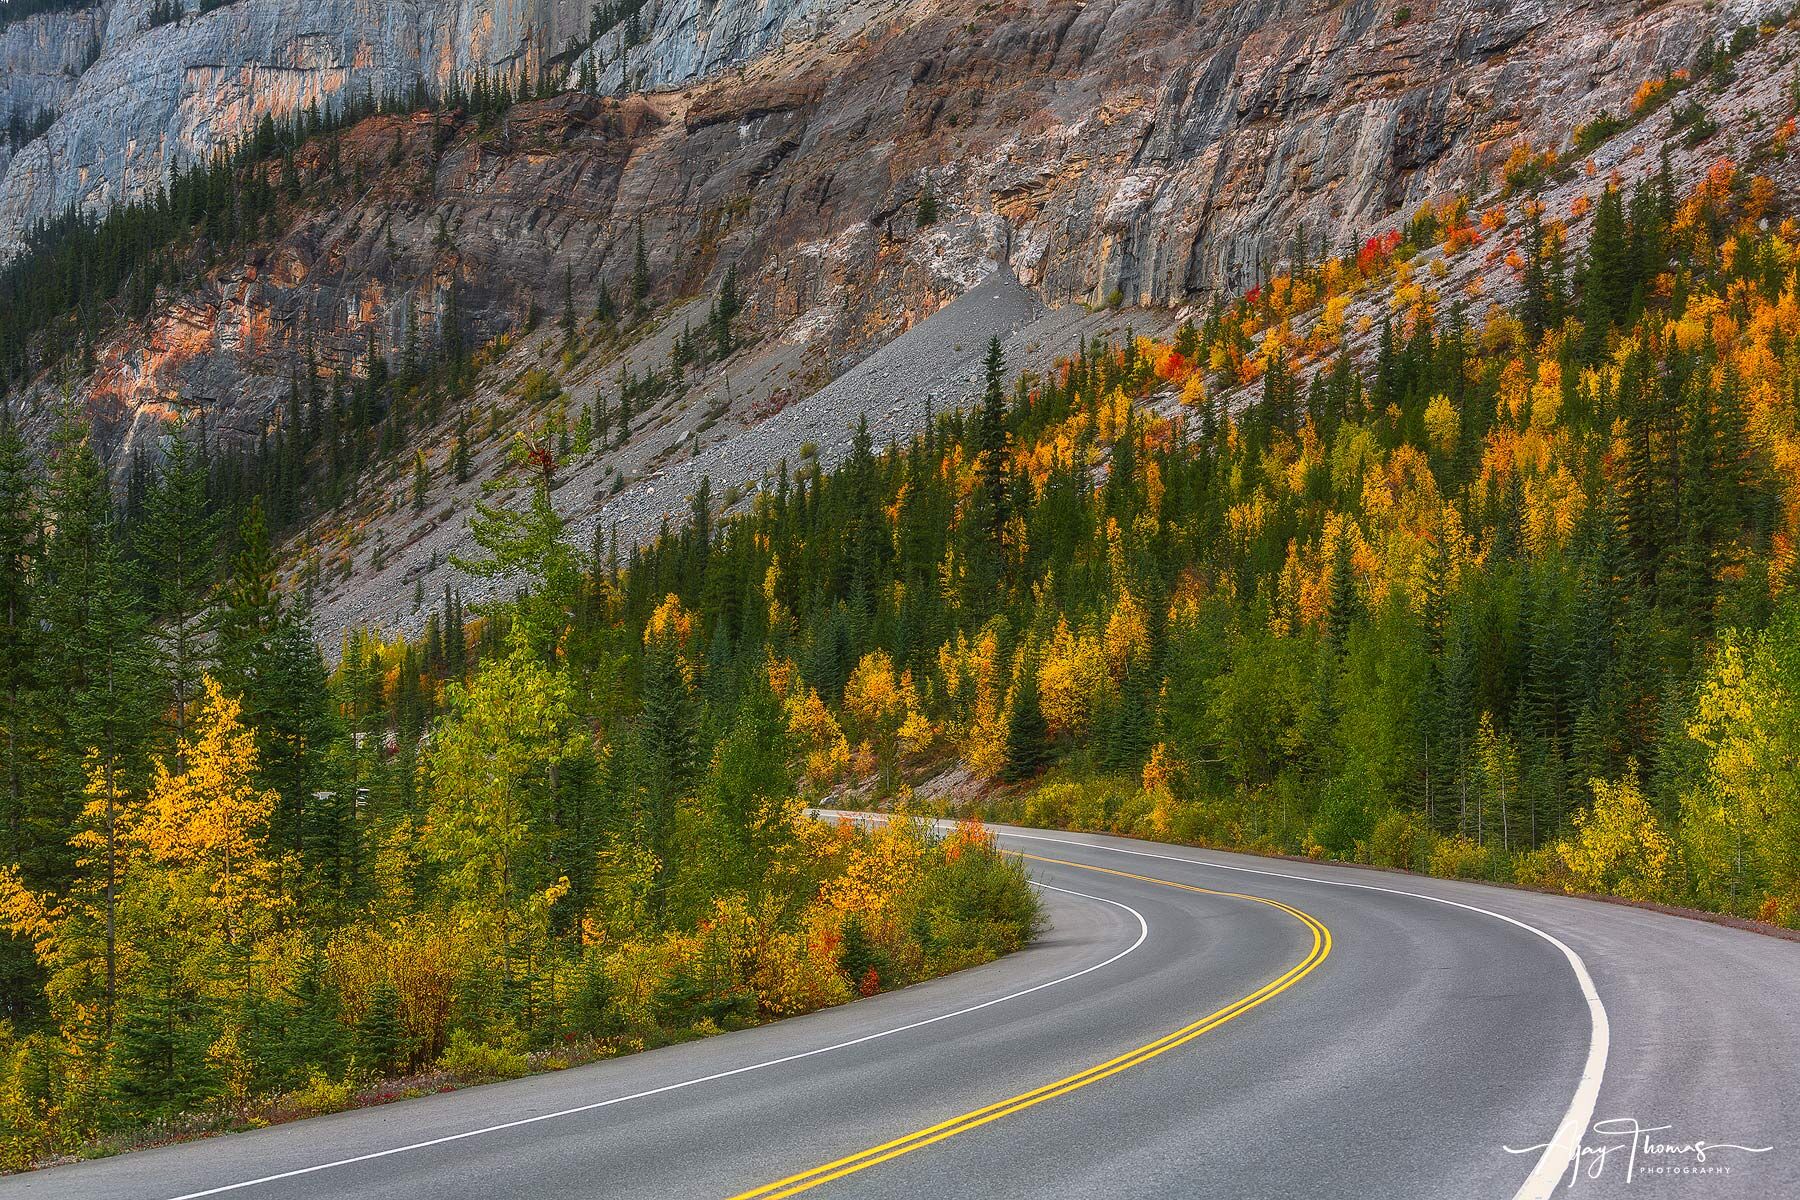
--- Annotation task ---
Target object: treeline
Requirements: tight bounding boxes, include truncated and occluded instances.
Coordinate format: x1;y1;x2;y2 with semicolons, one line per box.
0;83;428;390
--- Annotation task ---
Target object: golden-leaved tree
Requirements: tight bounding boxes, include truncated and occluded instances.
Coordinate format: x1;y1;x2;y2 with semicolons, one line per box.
420;645;583;1012
1559;767;1673;902
1680;620;1800;924
0;676;288;1126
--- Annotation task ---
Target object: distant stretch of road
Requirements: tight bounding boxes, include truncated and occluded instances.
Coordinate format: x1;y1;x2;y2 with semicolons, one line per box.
9;819;1795;1199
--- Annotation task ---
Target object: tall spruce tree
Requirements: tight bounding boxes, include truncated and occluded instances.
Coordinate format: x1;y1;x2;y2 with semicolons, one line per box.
0;404;40;1022
36;413;154;897
137;429;217;746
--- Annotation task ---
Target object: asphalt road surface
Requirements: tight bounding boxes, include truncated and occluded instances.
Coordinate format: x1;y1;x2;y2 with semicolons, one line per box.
9;819;1795;1200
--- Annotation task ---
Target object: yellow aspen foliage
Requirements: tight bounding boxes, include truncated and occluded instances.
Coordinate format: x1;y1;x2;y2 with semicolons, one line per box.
1423;394;1460;455
821;818;926;919
766;653;796;700
1558;768;1673;902
134;677;289;950
844;650;923;788
1037;618;1108;737
897;710;935;755
1316;293;1351;346
845;650;905;729
1103;592;1149;677
763;560;788;631
785;686;851;788
644;592;695;645
1522;464;1586;555
964;692;1010;781
1528;359;1562;429
1141;743;1181;839
1179;372;1207;408
1498;357;1530;424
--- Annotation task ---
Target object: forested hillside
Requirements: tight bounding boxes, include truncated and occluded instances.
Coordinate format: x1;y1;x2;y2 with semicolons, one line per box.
561;145;1800;930
0;401;1038;1165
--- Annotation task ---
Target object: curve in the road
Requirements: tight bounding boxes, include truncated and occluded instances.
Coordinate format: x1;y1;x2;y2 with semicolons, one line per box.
726;852;1332;1200
990;827;1610;1200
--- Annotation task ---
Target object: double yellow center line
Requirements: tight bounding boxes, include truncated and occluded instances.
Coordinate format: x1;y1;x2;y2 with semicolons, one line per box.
726;852;1333;1200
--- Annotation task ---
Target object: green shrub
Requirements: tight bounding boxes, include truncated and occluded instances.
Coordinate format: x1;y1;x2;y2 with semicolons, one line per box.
1427;834;1492;880
438;1030;530;1083
1572;112;1626;154
289;1070;355;1117
1368;810;1432;871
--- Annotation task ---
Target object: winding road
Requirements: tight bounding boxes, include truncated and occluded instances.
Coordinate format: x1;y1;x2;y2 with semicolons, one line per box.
10;820;1796;1199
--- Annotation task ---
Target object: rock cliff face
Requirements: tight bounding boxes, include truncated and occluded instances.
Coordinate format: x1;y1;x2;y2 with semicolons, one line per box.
6;0;1767;268
0;0;598;253
0;3;108;180
12;0;1775;434
584;0;878;96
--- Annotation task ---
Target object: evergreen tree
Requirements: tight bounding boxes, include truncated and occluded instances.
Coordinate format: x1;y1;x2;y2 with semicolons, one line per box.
710;264;739;361
1003;661;1050;782
0;403;35;864
639;635;697;896
1580;184;1631;359
354;979;407;1076
110;955;218;1119
631;222;650;314
137;429;216;745
216;499;334;879
0;404;39;1022
36;413;154;902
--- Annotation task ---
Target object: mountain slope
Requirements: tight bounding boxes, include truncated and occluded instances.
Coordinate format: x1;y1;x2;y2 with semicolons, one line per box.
0;0;1785;640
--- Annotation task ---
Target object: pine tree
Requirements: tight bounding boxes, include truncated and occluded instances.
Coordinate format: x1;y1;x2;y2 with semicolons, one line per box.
1325;531;1359;653
1580;184;1631;359
0;403;35;866
442;280;465;376
1002;660;1049;782
0;405;38;1022
1520;206;1561;344
215;499;333;876
710;264;739;360
355;978;407;1076
615;387;632;447
631;222;650;314
284;949;348;1081
216;497;281;692
916;187;938;228
639;636;696;888
137;430;216;746
36;413;154;895
453;410;472;484
110;955;218;1118
966;336;1010;606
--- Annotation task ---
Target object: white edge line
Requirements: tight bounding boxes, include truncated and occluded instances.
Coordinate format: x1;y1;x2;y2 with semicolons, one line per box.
976;824;1609;1200
161;879;1147;1200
